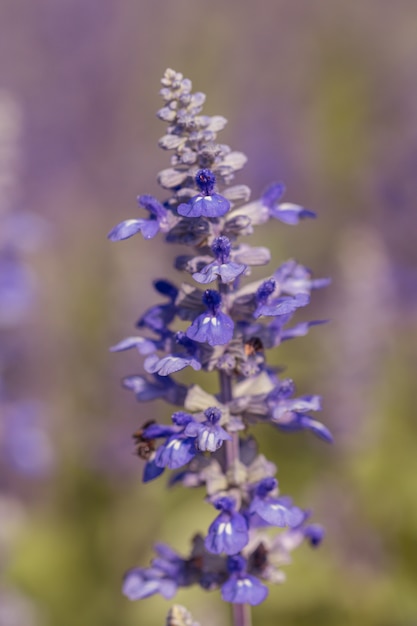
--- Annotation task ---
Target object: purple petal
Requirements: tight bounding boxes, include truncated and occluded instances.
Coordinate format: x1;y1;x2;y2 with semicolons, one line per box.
193;261;246;285
122;566;177;600
108;218;157;241
178;193;230;218
186;311;234;346
195;424;231;452
221;574;268;605
143;459;165;482
281;320;328;341
142;423;178;438
109;336;157;354
270;203;316;225
139;219;160;239
299;416;333;443
122;375;165;402
138;194;167;220
205;511;249;555
218;262;247;283
192;263;219;284
144;354;201;376
155;437;197;469
122;569;158;600
250;497;287;526
262;182;286;206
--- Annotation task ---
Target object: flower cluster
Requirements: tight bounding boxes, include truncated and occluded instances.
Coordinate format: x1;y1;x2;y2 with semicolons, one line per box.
109;69;331;611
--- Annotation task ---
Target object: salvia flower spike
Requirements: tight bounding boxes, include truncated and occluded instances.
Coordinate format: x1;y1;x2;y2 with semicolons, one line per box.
109;68;331;626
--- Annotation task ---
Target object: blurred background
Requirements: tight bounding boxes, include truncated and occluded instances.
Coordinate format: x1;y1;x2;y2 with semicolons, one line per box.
0;1;416;625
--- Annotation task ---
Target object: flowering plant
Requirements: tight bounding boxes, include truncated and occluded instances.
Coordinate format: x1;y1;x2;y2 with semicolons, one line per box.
109;69;331;626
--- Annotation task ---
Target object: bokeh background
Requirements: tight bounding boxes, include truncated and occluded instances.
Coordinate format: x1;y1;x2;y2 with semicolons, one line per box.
1;1;416;625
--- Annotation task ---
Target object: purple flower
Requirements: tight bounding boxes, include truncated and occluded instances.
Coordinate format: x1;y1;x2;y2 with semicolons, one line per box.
122;543;187;601
143;330;203;376
205;496;249;555
122;373;187;406
150;411;198;470
221;556;268;605
144;352;201;376
123;567;177;600
184;406;231;452
186;290;234;346
254;278;309;319
249;478;304;528
192;236;247;284
262;183;316;225
274;260;331;296
154;435;197;470
177;170;230;218
108;195;169;241
267;391;333;442
109;335;160;355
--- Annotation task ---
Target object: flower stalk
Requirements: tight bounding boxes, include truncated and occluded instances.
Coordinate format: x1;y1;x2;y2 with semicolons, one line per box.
109;68;331;624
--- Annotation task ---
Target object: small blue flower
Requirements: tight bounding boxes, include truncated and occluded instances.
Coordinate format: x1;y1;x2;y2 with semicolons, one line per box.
262;183;316;225
143;331;203;376
109;335;160;355
122;567;176;600
122;373;187;406
152;542;187;580
184;406;231;452
205;496;249;555
144;352;201;376
147;411;197;471
274;260;331;296
221;555;268;605
186;290;234;346
254;278;309;319
108;195;169;241
155;435;197;470
177;170;230;218
281;319;328;342
249;478;304;527
122;542;187;601
267;391;333;442
192;236;247;284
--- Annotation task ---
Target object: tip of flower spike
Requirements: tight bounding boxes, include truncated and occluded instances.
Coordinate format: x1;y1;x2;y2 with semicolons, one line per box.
195;169;216;195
